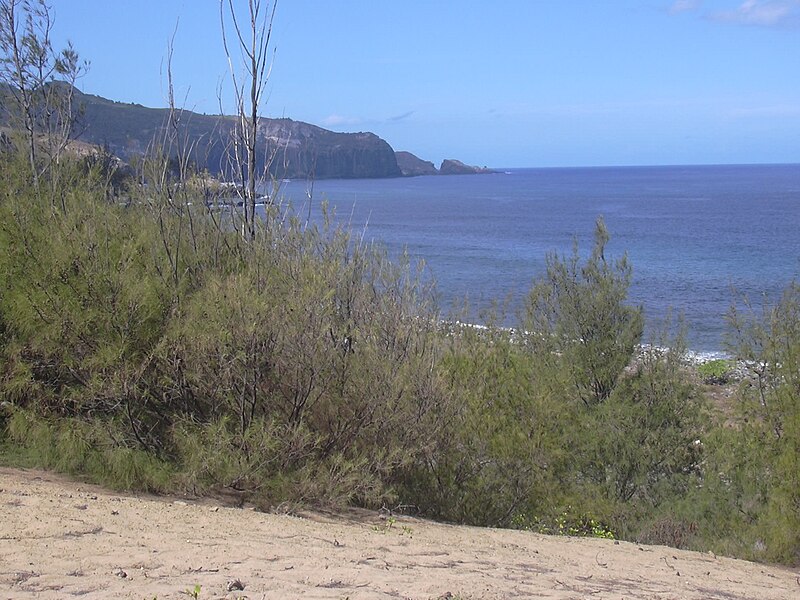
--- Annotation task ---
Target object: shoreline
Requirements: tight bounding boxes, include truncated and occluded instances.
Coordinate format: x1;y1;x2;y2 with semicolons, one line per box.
447;319;734;363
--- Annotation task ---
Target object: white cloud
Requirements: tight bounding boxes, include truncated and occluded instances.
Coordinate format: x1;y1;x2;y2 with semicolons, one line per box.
321;111;416;128
320;114;362;127
669;0;702;15
710;0;800;27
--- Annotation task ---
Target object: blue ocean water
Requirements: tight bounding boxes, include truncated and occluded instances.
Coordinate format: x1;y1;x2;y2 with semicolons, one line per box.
271;164;800;354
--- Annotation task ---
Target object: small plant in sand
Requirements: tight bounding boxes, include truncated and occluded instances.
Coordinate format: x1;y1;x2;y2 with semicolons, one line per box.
182;584;201;599
512;510;616;540
372;515;397;534
371;516;413;537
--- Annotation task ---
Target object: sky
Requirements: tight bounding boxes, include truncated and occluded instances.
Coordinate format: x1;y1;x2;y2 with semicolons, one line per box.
47;0;800;168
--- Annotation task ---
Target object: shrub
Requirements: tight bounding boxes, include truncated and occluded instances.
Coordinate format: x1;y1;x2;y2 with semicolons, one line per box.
697;359;732;384
2;407;172;492
722;283;800;563
636;516;698;549
522;217;643;406
512;509;616;540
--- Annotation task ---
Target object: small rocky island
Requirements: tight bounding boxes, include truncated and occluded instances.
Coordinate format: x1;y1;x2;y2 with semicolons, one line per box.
395;151;497;177
439;158;497;175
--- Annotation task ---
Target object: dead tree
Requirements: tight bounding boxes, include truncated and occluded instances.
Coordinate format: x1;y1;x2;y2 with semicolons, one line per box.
219;0;277;241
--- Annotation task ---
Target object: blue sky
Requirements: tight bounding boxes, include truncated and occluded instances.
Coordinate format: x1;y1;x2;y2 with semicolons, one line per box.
49;0;800;168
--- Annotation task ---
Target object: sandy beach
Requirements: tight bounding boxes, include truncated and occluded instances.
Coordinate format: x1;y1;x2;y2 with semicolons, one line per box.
0;466;797;599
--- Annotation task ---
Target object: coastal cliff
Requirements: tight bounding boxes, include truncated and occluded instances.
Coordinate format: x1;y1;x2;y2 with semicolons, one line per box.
395;151;438;176
2;85;494;180
31;87;402;179
261;119;400;179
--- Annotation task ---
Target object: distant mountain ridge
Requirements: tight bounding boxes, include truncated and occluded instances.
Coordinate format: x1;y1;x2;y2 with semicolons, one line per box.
1;84;492;180
61;88;401;179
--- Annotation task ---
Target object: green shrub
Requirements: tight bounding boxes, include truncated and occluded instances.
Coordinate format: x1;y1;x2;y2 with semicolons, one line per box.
401;324;572;527
522;217;643;406
512;509;616;540
2;407;172;491
697;359;732;384
723;283;800;563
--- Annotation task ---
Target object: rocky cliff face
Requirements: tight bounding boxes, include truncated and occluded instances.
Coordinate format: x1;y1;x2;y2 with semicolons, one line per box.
47;88;401;180
395;151;438;176
261;119;400;179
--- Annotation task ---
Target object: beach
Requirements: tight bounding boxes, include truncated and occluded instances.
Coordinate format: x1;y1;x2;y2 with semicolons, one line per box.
1;467;797;600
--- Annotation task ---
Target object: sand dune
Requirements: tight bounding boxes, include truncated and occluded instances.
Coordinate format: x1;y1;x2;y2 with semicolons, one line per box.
0;467;797;599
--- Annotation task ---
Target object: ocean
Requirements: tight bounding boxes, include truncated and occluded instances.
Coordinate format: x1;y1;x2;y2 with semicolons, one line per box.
269;164;800;355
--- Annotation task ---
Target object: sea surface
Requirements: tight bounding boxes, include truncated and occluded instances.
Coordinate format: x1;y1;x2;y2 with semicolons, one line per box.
268;164;800;355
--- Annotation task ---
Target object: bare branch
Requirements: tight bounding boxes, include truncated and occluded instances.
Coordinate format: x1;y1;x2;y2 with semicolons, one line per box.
219;0;278;241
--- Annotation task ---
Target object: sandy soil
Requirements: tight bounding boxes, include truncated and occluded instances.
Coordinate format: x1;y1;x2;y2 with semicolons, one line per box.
0;467;797;599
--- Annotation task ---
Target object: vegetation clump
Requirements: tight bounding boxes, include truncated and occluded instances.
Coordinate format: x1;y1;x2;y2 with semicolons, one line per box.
697;359;733;384
0;143;797;564
1;0;798;568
